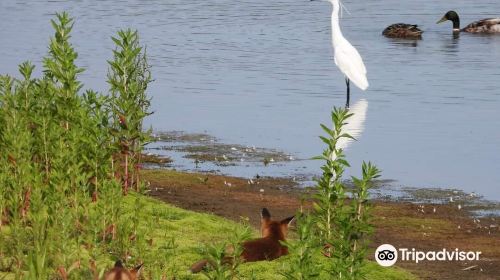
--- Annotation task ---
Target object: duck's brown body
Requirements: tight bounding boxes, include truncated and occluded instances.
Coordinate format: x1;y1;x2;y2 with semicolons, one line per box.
382;23;423;39
462;18;500;33
190;208;294;273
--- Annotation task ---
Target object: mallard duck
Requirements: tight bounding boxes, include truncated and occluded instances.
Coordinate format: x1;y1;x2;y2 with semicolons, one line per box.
382;23;423;39
437;11;500;33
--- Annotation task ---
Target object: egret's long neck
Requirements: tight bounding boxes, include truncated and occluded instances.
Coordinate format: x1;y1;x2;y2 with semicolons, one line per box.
330;0;343;47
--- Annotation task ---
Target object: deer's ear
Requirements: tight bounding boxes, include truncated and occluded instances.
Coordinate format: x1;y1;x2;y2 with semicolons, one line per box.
261;208;271;221
281;216;295;227
131;263;143;278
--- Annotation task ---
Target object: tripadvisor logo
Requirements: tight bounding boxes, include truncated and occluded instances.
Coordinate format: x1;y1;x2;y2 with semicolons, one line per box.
375;244;398;267
375;244;482;267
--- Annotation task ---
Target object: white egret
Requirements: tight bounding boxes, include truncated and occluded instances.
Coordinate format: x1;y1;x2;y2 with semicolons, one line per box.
320;0;369;108
311;0;369;151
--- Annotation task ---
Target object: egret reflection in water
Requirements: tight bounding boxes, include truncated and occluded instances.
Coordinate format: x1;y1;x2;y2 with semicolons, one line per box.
337;98;368;151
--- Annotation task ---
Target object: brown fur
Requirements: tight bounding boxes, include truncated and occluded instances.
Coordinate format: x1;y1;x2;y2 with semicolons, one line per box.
103;261;142;280
190;208;294;273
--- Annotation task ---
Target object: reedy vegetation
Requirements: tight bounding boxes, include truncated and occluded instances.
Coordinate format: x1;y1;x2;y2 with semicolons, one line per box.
0;13;158;279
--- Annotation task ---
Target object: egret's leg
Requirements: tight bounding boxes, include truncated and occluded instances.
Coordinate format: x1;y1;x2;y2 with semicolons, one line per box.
345;78;350;109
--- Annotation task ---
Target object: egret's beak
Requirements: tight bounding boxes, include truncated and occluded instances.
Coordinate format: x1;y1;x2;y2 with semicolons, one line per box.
436;16;447;24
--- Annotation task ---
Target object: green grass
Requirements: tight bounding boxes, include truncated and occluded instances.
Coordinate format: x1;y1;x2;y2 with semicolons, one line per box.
138;193;417;279
1;193;417;279
113;194;418;279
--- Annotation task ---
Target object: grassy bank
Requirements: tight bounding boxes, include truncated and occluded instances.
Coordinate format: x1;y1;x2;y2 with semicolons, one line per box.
126;193;417;279
2;191;416;279
141;169;499;280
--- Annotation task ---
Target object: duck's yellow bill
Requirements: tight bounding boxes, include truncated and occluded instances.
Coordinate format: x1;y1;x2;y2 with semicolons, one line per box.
436;17;447;24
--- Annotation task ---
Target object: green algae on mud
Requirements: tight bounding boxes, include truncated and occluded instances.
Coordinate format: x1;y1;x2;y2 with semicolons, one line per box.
150;131;295;166
142;153;172;165
398;187;500;217
147;132;500;217
155;131;217;143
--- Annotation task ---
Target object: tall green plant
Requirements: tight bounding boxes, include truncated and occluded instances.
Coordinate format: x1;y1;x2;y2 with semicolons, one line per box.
313;108;352;249
201;224;252;280
284;108;380;280
43;12;84;130
0;73;40;278
281;212;320;280
108;29;153;194
317;108;380;279
0;12;156;279
344;162;380;279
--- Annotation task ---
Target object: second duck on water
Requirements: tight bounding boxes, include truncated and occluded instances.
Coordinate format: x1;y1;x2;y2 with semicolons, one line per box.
382;23;423;39
437;11;500;33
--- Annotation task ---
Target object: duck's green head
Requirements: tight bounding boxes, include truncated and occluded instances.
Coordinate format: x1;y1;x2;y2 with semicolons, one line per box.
437;11;459;24
437;10;460;31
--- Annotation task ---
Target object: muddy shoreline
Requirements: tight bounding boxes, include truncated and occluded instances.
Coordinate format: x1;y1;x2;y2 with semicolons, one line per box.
144;131;500;217
142;169;499;280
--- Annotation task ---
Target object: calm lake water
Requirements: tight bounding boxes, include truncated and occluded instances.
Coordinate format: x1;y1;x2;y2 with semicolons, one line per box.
1;0;499;200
